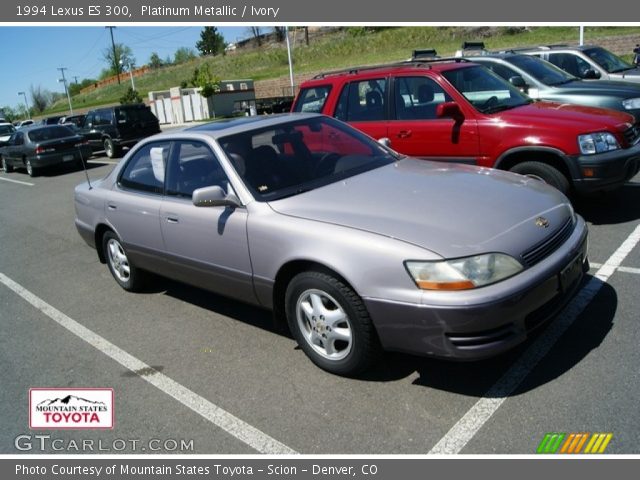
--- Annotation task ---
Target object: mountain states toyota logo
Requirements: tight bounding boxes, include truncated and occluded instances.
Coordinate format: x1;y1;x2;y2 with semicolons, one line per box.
29;388;114;430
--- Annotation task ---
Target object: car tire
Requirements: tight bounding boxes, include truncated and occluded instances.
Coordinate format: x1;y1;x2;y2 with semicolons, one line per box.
285;271;381;376
1;155;12;173
102;231;145;292
510;161;570;195
103;139;122;159
25;158;37;177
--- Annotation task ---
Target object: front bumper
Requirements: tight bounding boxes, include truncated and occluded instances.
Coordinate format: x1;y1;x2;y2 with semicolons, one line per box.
569;141;640;193
364;218;588;360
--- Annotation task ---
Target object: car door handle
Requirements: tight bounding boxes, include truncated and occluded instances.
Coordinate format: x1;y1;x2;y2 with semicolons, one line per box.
166;216;179;224
107;203;117;211
397;130;412;138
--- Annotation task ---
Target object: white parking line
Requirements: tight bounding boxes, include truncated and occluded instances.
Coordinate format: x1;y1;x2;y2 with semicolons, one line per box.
0;176;34;186
429;223;640;454
0;272;297;455
589;262;640;275
87;159;119;165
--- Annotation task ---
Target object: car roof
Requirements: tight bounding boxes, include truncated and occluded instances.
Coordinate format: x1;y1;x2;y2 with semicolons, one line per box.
171;113;324;139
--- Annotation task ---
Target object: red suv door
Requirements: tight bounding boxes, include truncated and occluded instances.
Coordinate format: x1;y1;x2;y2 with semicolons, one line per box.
387;75;481;162
332;76;389;143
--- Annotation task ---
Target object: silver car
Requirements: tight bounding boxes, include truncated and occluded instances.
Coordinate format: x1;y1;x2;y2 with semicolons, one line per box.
74;114;588;376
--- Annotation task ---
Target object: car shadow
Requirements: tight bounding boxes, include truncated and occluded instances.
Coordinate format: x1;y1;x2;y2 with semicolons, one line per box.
141;272;616;396
574;181;640;225
361;277;616;397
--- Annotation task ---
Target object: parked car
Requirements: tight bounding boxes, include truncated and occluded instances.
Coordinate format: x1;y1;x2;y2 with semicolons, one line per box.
74;114;589;375
59;114;87;128
517;44;640;84
0;122;16;143
40;115;65;125
15;119;34;129
293;58;640;195
456;48;640;121
0;125;92;176
78;104;160;158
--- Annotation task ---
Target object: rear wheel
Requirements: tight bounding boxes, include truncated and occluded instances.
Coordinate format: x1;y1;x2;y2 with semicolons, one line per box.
285;271;381;376
510;161;570;195
1;156;12;173
25;158;37;177
102;231;145;292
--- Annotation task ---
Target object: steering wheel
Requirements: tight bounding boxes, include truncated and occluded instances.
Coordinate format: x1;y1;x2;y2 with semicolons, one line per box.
313;152;341;177
479;96;499;110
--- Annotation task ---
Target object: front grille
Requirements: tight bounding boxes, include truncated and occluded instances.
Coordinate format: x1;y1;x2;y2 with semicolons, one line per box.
521;218;573;268
623;123;640;146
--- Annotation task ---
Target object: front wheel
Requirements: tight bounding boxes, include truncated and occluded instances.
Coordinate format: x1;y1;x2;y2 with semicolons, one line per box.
103;138;122;159
1;156;13;173
102;231;144;292
510;161;570;196
285;271;381;376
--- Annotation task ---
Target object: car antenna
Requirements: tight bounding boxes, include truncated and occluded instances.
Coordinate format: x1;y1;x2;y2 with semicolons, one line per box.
77;143;92;189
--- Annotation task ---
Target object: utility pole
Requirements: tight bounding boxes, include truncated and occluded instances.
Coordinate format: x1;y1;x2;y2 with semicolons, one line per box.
18;91;31;119
72;76;79;84
106;26;121;84
57;67;73;115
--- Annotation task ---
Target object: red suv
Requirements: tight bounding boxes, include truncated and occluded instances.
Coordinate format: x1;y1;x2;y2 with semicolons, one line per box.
293;59;640;195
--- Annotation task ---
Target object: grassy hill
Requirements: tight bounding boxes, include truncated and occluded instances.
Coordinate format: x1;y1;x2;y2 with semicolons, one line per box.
44;26;640;116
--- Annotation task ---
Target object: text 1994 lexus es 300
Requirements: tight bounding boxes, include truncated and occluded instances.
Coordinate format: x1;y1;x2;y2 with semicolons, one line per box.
74;113;588;376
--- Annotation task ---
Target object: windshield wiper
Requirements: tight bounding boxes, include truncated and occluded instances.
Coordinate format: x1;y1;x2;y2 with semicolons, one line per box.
483;104;518;114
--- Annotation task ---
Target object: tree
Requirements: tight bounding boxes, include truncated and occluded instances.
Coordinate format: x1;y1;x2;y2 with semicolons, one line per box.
273;27;286;42
120;87;143;104
30;85;51;113
1;106;17;122
191;64;220;98
102;43;135;78
248;26;262;46
173;47;196;65
148;52;163;69
69;78;97;96
196;27;226;56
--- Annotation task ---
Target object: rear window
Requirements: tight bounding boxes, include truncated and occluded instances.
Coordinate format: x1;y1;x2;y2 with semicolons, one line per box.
292;86;332;113
0;125;15;135
27;126;76;142
116;107;158;124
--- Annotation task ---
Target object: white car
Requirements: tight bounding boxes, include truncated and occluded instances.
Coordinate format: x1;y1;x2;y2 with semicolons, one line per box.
0;123;16;143
15;120;35;129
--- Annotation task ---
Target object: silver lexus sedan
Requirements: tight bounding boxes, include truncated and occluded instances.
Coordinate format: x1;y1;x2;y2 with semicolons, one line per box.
74;114;588;376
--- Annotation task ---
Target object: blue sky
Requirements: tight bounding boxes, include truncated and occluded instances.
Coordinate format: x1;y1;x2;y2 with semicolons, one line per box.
0;26;248;112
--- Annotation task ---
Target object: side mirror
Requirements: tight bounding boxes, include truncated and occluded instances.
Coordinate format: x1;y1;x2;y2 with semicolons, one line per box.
582;69;601;80
436;101;464;120
192;185;241;208
509;75;529;92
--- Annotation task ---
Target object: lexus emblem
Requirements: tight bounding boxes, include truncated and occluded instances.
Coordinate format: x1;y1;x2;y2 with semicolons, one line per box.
535;217;550;228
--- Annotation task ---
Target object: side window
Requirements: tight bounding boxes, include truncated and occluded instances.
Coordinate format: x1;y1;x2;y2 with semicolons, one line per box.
335;78;386;122
394;77;452;120
86;114;95;127
13;132;24;145
166;141;229;198
548;53;592;78
119;141;170;194
292;86;332;113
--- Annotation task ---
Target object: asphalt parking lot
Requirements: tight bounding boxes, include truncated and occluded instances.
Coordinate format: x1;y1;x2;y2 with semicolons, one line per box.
1;154;639;455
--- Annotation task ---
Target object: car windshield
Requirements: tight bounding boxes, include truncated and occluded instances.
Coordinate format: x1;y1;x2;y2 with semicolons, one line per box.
218;116;398;202
0;125;15;135
507;55;576;85
583;47;635;73
442;65;532;114
27;126;76;142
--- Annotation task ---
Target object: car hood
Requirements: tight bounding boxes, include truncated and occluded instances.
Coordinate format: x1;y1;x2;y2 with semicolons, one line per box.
269;159;574;260
551;79;640;98
502;101;633;133
609;68;640;80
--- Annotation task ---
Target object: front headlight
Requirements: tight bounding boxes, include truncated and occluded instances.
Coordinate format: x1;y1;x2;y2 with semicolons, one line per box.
578;132;620;155
405;254;523;291
622;98;640;110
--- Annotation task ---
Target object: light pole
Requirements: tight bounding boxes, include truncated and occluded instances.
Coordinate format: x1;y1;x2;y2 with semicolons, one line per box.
285;26;294;97
120;60;136;91
57;67;73;115
18;91;31;119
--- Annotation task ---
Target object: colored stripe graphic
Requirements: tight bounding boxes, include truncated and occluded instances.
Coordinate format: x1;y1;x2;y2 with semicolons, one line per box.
538;433;613;454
